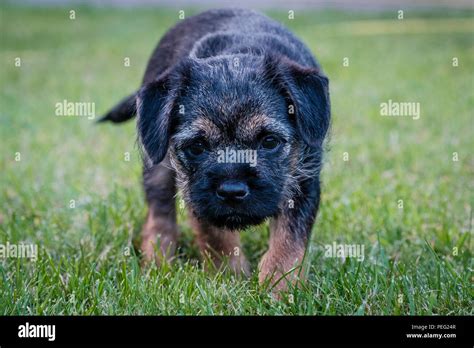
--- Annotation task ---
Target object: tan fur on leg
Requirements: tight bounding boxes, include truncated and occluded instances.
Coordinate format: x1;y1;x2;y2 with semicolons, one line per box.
141;208;178;266
258;215;307;293
189;214;250;276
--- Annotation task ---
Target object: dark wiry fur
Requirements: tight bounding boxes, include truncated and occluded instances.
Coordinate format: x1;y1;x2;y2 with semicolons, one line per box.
100;8;330;292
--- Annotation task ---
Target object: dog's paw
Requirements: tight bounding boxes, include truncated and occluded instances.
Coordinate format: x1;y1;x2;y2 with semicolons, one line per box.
140;234;177;268
140;235;157;265
258;252;305;297
228;253;251;277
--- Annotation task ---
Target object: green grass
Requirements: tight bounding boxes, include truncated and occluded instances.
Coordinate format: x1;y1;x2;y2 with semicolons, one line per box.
1;5;473;315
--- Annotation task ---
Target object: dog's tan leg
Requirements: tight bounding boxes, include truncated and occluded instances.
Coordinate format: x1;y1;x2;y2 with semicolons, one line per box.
141;209;178;264
140;155;178;265
258;214;308;293
189;214;250;276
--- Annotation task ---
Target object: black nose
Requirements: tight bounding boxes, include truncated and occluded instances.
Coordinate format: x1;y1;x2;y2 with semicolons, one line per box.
216;181;249;201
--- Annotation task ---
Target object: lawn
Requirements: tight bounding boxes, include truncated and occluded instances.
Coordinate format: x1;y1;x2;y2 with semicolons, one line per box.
0;5;473;315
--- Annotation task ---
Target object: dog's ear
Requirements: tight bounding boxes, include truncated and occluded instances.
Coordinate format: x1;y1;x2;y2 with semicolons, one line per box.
264;55;330;147
137;63;189;164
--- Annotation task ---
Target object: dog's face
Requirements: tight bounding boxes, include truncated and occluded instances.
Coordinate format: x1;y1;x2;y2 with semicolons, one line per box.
137;55;330;230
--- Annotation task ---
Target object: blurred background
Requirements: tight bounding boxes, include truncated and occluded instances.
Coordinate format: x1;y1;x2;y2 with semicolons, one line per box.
1;0;473;315
8;0;474;10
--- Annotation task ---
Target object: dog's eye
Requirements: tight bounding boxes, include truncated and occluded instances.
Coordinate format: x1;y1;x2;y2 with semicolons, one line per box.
186;141;206;156
261;136;281;150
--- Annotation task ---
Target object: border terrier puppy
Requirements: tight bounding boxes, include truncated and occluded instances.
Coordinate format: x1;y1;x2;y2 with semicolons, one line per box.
100;8;330;292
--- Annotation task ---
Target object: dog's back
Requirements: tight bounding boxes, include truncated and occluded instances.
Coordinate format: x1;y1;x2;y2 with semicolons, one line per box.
145;8;319;82
99;9;319;123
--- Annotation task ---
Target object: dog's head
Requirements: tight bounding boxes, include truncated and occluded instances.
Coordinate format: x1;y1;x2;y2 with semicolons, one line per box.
137;54;330;230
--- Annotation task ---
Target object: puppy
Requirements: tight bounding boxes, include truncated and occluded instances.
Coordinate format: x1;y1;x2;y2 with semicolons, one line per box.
100;8;330;292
